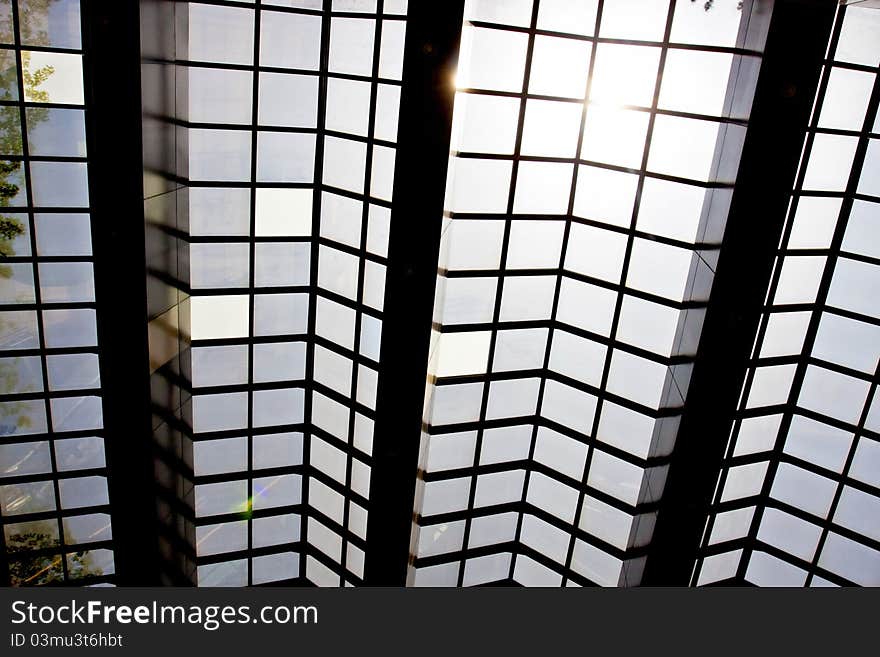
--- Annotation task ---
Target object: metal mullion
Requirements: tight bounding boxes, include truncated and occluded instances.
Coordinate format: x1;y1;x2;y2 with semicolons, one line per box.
244;0;263;588
301;0;333;583
458;0;540;587
364;1;464;584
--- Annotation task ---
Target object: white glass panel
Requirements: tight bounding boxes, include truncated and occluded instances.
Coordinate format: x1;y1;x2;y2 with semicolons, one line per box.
456;26;528;93
574;165;638;228
818;67;874;131
521;99;582;158
506;220;564;269
537;0;598;36
533;426;587;480
329;17;374;76
255;188;313;236
261;11;321;69
581;105;649;169
451;92;520;155
188;4;254;65
659;49;733;117
599;0;669;41
589;43;660;108
528;35;591;99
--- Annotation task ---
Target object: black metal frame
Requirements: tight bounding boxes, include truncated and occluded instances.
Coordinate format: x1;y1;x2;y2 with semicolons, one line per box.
5;0;872;589
81;0;159;585
364;0;465;585
689;1;880;587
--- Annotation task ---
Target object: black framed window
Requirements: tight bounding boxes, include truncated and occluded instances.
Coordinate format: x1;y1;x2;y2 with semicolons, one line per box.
695;2;880;587
0;0;115;586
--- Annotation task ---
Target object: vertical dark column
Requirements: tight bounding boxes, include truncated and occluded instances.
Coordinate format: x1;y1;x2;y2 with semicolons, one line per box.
81;0;159;585
642;0;837;586
363;1;465;585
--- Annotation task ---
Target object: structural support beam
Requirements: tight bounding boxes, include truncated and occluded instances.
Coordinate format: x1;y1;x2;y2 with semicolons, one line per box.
82;0;159;585
364;1;465;585
643;0;838;585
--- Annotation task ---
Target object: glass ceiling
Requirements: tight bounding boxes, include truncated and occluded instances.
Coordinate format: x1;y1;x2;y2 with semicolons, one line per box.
410;0;766;587
695;3;880;587
0;0;115;586
142;0;406;586
2;0;876;589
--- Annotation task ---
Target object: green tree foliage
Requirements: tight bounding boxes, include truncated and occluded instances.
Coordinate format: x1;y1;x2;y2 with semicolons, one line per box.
0;0;56;276
7;520;104;585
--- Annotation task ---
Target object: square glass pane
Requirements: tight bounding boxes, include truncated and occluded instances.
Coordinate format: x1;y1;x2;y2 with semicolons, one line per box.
189;129;251;182
528;35;591;99
189;242;250;289
0;263;35;304
23;51;84;105
328;17;374;76
582;105;649;169
589;43;660;108
449;157;511;213
39;262;94;303
659;49;733;117
513;161;573;214
599;0;669;42
507;219;565;269
258;72;319;128
20;0;81;48
254;242;310;287
26;108;87;157
188;3;254;65
0;355;42;393
253;293;308;336
456;26;528;93
256;131;315;183
46;353;101;391
574;165;638;228
255;188;312;236
537;0;598;36
326;78;371;136
521;99;582;158
0;212;31;257
670;0;742;47
648;115;720;182
30;161;89;207
818;67;874;131
189;188;251;237
452;92;520;155
253;342;306;383
42;308;96;347
323;136;366;193
801;134;858;192
261;10;321;70
187;67;252;125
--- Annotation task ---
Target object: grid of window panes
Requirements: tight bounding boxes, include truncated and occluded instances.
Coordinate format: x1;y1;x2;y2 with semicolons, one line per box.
694;4;880;588
141;0;406;587
308;0;406;587
0;0;114;585
411;0;764;587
